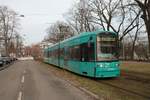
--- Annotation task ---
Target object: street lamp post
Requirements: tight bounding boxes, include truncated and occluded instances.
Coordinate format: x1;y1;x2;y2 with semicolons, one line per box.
14;14;25;57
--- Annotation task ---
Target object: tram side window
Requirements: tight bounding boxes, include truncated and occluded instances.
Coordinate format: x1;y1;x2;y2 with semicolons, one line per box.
49;51;52;57
65;47;70;60
69;46;80;61
44;51;47;57
47;51;48;57
59;48;63;59
47;51;49;57
56;49;58;58
44;51;45;57
53;50;57;58
51;51;53;58
50;51;52;57
80;42;95;61
53;50;55;58
70;47;74;60
69;47;73;59
74;46;80;60
49;51;51;57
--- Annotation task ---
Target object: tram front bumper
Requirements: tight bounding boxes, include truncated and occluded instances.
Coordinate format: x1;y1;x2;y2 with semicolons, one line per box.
95;68;120;78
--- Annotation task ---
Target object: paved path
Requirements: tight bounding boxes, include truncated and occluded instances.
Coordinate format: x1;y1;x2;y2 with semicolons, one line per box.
0;60;94;100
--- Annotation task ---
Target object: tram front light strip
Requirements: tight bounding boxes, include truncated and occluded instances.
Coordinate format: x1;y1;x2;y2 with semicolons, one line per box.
115;63;120;67
100;64;103;67
97;64;104;67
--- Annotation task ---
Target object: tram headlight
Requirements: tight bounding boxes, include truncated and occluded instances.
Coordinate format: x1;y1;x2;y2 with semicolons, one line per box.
98;64;103;67
100;64;103;67
97;63;104;67
116;63;120;67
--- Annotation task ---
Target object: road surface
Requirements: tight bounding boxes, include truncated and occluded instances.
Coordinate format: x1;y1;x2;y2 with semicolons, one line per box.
0;60;94;100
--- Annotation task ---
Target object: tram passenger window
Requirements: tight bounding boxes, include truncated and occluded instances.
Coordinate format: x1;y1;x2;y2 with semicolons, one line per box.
49;51;52;57
49;51;51;57
62;48;65;58
80;43;95;61
69;47;73;59
53;50;57;58
50;51;52;57
51;51;53;58
48;51;50;57
47;51;48;57
59;49;62;58
53;51;55;58
44;51;47;57
74;46;80;60
45;51;48;57
53;50;55;58
47;51;49;57
70;48;73;60
56;49;59;58
65;47;70;60
71;46;80;60
69;46;80;61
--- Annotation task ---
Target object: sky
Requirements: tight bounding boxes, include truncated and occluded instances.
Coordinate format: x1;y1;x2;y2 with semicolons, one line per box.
0;0;76;45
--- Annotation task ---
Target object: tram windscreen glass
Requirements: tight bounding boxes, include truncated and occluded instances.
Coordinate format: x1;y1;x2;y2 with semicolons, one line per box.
97;34;118;61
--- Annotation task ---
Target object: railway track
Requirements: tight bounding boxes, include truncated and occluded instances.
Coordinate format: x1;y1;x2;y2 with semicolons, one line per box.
96;80;150;99
48;63;150;99
121;70;150;86
123;74;150;83
93;71;150;100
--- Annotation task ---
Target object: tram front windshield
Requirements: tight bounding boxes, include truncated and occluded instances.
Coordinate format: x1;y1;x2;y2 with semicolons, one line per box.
97;34;118;61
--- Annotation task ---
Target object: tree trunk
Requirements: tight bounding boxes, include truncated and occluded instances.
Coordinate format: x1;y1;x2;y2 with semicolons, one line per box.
143;9;150;59
131;34;137;60
147;23;150;58
134;0;150;59
5;39;9;56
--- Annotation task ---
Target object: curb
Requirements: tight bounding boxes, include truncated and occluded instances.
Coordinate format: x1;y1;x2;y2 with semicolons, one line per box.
0;62;14;71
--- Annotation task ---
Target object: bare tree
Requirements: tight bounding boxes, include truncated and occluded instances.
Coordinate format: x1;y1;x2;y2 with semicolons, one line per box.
66;0;97;33
15;33;24;57
66;0;142;41
130;21;144;59
0;6;20;56
31;44;42;59
23;46;32;57
45;21;74;43
90;0;142;41
134;0;150;57
135;40;149;60
65;0;147;60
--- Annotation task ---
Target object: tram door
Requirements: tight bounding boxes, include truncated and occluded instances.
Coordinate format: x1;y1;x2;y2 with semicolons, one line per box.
80;42;95;74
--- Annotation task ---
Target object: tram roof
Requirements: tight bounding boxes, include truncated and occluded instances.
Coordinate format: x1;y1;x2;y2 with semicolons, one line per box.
46;30;117;49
